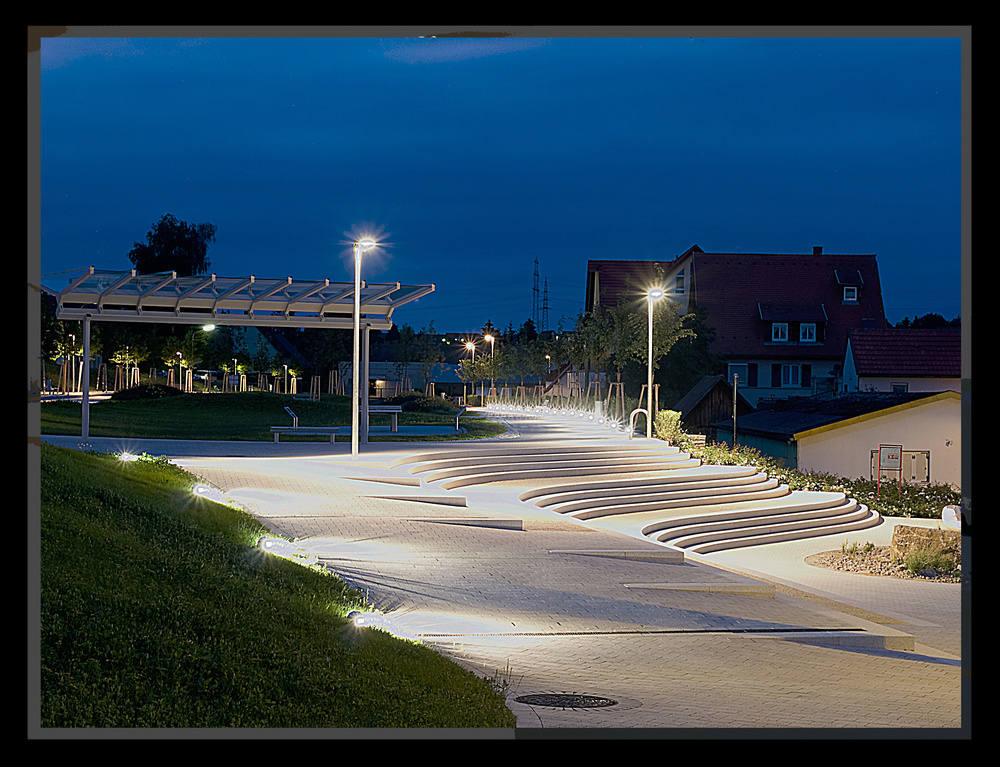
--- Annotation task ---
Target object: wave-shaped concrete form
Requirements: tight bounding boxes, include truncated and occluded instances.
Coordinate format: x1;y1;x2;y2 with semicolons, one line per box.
391;442;699;490
393;441;880;552
642;493;879;553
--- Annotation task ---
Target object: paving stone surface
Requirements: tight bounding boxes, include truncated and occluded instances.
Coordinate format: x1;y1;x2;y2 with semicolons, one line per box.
44;421;968;733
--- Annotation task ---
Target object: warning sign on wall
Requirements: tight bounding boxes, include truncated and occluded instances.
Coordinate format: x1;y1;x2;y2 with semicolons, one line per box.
878;444;902;471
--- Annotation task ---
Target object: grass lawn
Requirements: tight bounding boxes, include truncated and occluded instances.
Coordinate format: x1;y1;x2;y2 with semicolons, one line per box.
37;444;517;728
39;390;506;442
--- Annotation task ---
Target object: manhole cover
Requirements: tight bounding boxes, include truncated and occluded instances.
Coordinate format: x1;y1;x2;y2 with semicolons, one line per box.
514;693;618;709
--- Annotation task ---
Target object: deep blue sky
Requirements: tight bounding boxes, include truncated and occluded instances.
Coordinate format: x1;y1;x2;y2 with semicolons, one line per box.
36;30;965;336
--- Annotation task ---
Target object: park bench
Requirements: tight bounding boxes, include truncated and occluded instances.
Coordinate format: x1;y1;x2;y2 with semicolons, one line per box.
269;405;404;441
368;404;402;432
270;406;340;442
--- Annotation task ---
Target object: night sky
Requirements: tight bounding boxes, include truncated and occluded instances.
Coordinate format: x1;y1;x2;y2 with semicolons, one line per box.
34;29;965;336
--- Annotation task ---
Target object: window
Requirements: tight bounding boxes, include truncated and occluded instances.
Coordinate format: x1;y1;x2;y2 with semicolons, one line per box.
781;364;800;387
728;363;748;385
843;286;858;302
891;382;909;393
771;322;788;342
675;271;685;295
799;323;816;342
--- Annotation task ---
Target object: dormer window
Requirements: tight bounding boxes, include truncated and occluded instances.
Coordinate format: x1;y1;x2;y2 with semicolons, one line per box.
771;322;788;342
799;322;816;342
843;286;858;302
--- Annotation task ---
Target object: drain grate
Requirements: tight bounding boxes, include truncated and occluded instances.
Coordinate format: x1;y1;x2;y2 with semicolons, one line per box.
514;693;618;709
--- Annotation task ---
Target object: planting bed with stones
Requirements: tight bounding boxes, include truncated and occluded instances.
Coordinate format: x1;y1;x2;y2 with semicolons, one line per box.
805;546;963;583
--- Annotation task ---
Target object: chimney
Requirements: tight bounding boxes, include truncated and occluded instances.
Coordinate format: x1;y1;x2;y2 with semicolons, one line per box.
813;246;823;256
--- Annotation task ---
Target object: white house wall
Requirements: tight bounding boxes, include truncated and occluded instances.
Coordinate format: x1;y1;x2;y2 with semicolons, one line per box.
856;376;960;394
796;395;961;489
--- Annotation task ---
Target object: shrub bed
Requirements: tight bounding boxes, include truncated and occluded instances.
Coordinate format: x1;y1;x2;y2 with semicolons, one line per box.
682;438;960;520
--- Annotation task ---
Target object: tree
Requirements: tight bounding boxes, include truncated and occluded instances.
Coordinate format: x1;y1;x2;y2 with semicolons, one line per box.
895;313;960;329
127;213;217;276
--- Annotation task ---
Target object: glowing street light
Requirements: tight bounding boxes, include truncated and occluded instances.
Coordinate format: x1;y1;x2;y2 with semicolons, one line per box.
464;341;477;402
483;333;496;402
352;237;377;458
646;288;664;439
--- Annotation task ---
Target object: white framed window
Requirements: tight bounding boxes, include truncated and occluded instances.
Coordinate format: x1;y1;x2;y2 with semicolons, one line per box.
675;271;685;295
843;286;858;302
799;322;816;342
771;322;788;342
781;364;800;387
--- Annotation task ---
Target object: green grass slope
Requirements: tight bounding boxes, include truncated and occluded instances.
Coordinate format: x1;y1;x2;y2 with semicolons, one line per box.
38;444;516;728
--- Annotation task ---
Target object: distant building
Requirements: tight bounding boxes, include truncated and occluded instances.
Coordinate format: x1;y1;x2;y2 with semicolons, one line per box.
672;374;754;436
586;244;888;406
842;327;961;394
712;390;961;489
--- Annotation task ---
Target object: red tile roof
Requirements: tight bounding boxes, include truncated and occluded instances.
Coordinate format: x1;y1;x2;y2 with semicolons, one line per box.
687;248;886;360
586;258;678;311
847;328;961;378
587;246;888;362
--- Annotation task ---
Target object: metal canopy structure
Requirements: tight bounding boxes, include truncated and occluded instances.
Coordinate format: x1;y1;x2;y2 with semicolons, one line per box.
47;267;436;442
53;267;435;330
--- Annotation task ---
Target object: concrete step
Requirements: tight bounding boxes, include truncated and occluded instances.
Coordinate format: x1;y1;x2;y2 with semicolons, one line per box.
562;481;791;521
432;458;706;490
518;465;764;505
402;447;687;476
389;442;681;470
644;494;881;553
418;451;694;482
532;472;779;515
667;505;881;554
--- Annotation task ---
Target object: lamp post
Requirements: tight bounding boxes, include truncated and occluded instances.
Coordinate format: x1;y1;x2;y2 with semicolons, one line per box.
352;238;377;457
484;333;495;403
646;288;663;439
465;341;476;403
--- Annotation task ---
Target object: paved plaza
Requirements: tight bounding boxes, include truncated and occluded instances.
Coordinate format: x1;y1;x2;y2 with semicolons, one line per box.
42;413;971;734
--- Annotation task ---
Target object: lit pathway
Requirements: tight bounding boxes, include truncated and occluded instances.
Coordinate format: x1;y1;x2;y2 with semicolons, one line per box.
42;415;967;732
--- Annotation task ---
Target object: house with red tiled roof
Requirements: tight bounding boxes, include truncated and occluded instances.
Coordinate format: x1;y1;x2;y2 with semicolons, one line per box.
586;245;888;407
842;327;961;394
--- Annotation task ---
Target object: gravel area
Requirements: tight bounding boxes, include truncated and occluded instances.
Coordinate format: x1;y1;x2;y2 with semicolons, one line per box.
805;546;964;583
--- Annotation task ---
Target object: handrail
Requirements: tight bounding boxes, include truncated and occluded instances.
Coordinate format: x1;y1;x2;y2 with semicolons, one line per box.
628;407;648;440
284;406;298;428
455;406;467;431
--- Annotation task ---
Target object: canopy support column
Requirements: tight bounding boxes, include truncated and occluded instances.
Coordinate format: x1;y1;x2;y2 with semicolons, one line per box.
81;314;91;439
362;323;371;444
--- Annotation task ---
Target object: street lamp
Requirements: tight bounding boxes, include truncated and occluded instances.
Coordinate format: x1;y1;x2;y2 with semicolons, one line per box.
352;238;377;458
465;341;476;402
646;288;663;439
483;333;496;402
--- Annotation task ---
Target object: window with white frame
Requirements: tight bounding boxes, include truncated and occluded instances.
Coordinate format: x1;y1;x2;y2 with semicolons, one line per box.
781;364;800;387
843;286;858;302
675;271;685;295
728;363;748;386
771;322;788;342
799;322;816;342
